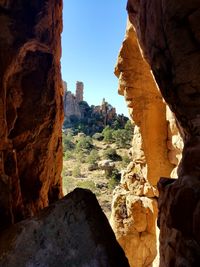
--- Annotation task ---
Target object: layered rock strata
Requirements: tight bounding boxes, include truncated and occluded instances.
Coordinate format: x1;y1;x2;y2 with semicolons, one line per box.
0;1;63;230
126;0;200;265
0;188;130;267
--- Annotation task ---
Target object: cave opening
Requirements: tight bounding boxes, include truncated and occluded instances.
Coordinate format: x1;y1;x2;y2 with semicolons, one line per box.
60;1;131;218
0;1;199;266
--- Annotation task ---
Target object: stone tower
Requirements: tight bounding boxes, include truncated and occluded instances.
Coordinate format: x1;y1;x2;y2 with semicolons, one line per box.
63;81;67;92
75;81;84;103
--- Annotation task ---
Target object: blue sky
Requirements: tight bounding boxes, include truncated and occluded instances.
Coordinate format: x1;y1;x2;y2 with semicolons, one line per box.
61;1;129;116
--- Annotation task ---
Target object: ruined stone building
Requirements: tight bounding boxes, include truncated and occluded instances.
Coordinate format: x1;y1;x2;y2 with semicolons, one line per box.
0;1;200;266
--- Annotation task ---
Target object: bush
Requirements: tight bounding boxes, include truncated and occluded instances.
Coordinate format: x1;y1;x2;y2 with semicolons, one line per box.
102;126;114;143
64;150;74;160
76;150;86;163
92;132;104;141
112;129;130;148
103;148;122;161
121;155;131;168
62;133;75;152
75;136;93;152
125;120;135;132
86;149;99;165
72;164;81;177
108;169;121;189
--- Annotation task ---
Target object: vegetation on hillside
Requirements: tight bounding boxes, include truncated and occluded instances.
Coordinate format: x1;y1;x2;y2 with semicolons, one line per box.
62;120;134;217
63;100;129;135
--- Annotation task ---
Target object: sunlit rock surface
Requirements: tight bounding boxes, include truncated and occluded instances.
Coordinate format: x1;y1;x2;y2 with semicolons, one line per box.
111;20;178;267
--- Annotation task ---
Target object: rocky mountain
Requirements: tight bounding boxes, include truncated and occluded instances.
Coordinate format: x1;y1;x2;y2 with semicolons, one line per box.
63;81;128;135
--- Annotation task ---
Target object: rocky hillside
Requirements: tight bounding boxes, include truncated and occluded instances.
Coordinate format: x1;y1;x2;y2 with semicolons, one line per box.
63;81;128;135
62;120;134;218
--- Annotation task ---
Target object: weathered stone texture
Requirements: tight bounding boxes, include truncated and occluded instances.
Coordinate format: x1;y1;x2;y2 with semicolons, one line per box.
0;188;130;267
115;20;173;186
0;1;63;229
111;20;176;267
158;177;200;266
75;81;84;103
63;90;82;118
127;0;200;141
126;0;200;265
166;107;183;178
110;173;158;267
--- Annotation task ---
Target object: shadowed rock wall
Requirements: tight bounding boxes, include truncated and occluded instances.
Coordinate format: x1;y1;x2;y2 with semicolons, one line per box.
127;0;200;265
0;189;130;267
0;0;63;230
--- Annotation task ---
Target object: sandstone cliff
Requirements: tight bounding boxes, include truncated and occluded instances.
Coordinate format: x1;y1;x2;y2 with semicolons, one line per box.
125;0;200;265
0;1;63;230
111;19;183;267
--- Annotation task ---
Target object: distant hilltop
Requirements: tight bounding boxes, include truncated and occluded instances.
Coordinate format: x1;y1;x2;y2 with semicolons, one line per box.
62;81;128;135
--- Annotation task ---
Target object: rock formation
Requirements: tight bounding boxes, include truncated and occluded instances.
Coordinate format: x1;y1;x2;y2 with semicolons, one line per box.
63;92;82;119
63;81;82;119
63;86;128;135
125;0;200;265
111;20;181;267
0;188;130;267
0;0;63;230
75;81;84;103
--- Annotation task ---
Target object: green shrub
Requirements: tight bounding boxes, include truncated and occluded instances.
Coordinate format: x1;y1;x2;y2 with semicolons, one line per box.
86;149;99;165
76;150;86;163
64;150;74;160
103;148;122;161
62;133;74;152
121;155;131;168
102;126;114;143
108;169;121;189
72;164;81;177
75;136;93;152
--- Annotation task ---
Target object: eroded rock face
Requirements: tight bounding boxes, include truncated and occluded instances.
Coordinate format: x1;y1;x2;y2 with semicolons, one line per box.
110;172;158;267
111;20;176;267
63;90;82;119
0;1;63;229
127;0;200;142
127;0;200;265
0;188;130;267
115;21;173;186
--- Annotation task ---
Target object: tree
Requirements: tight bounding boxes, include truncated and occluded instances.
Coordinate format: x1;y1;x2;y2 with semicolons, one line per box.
75;136;93;152
125;120;135;133
102;126;114;143
62;133;74;152
112;120;134;148
86;149;100;165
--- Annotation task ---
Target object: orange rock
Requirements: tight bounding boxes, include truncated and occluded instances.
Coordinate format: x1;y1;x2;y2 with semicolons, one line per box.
0;1;63;229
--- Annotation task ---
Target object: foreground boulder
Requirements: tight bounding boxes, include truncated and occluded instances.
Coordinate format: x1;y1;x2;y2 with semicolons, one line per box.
0;188;130;267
